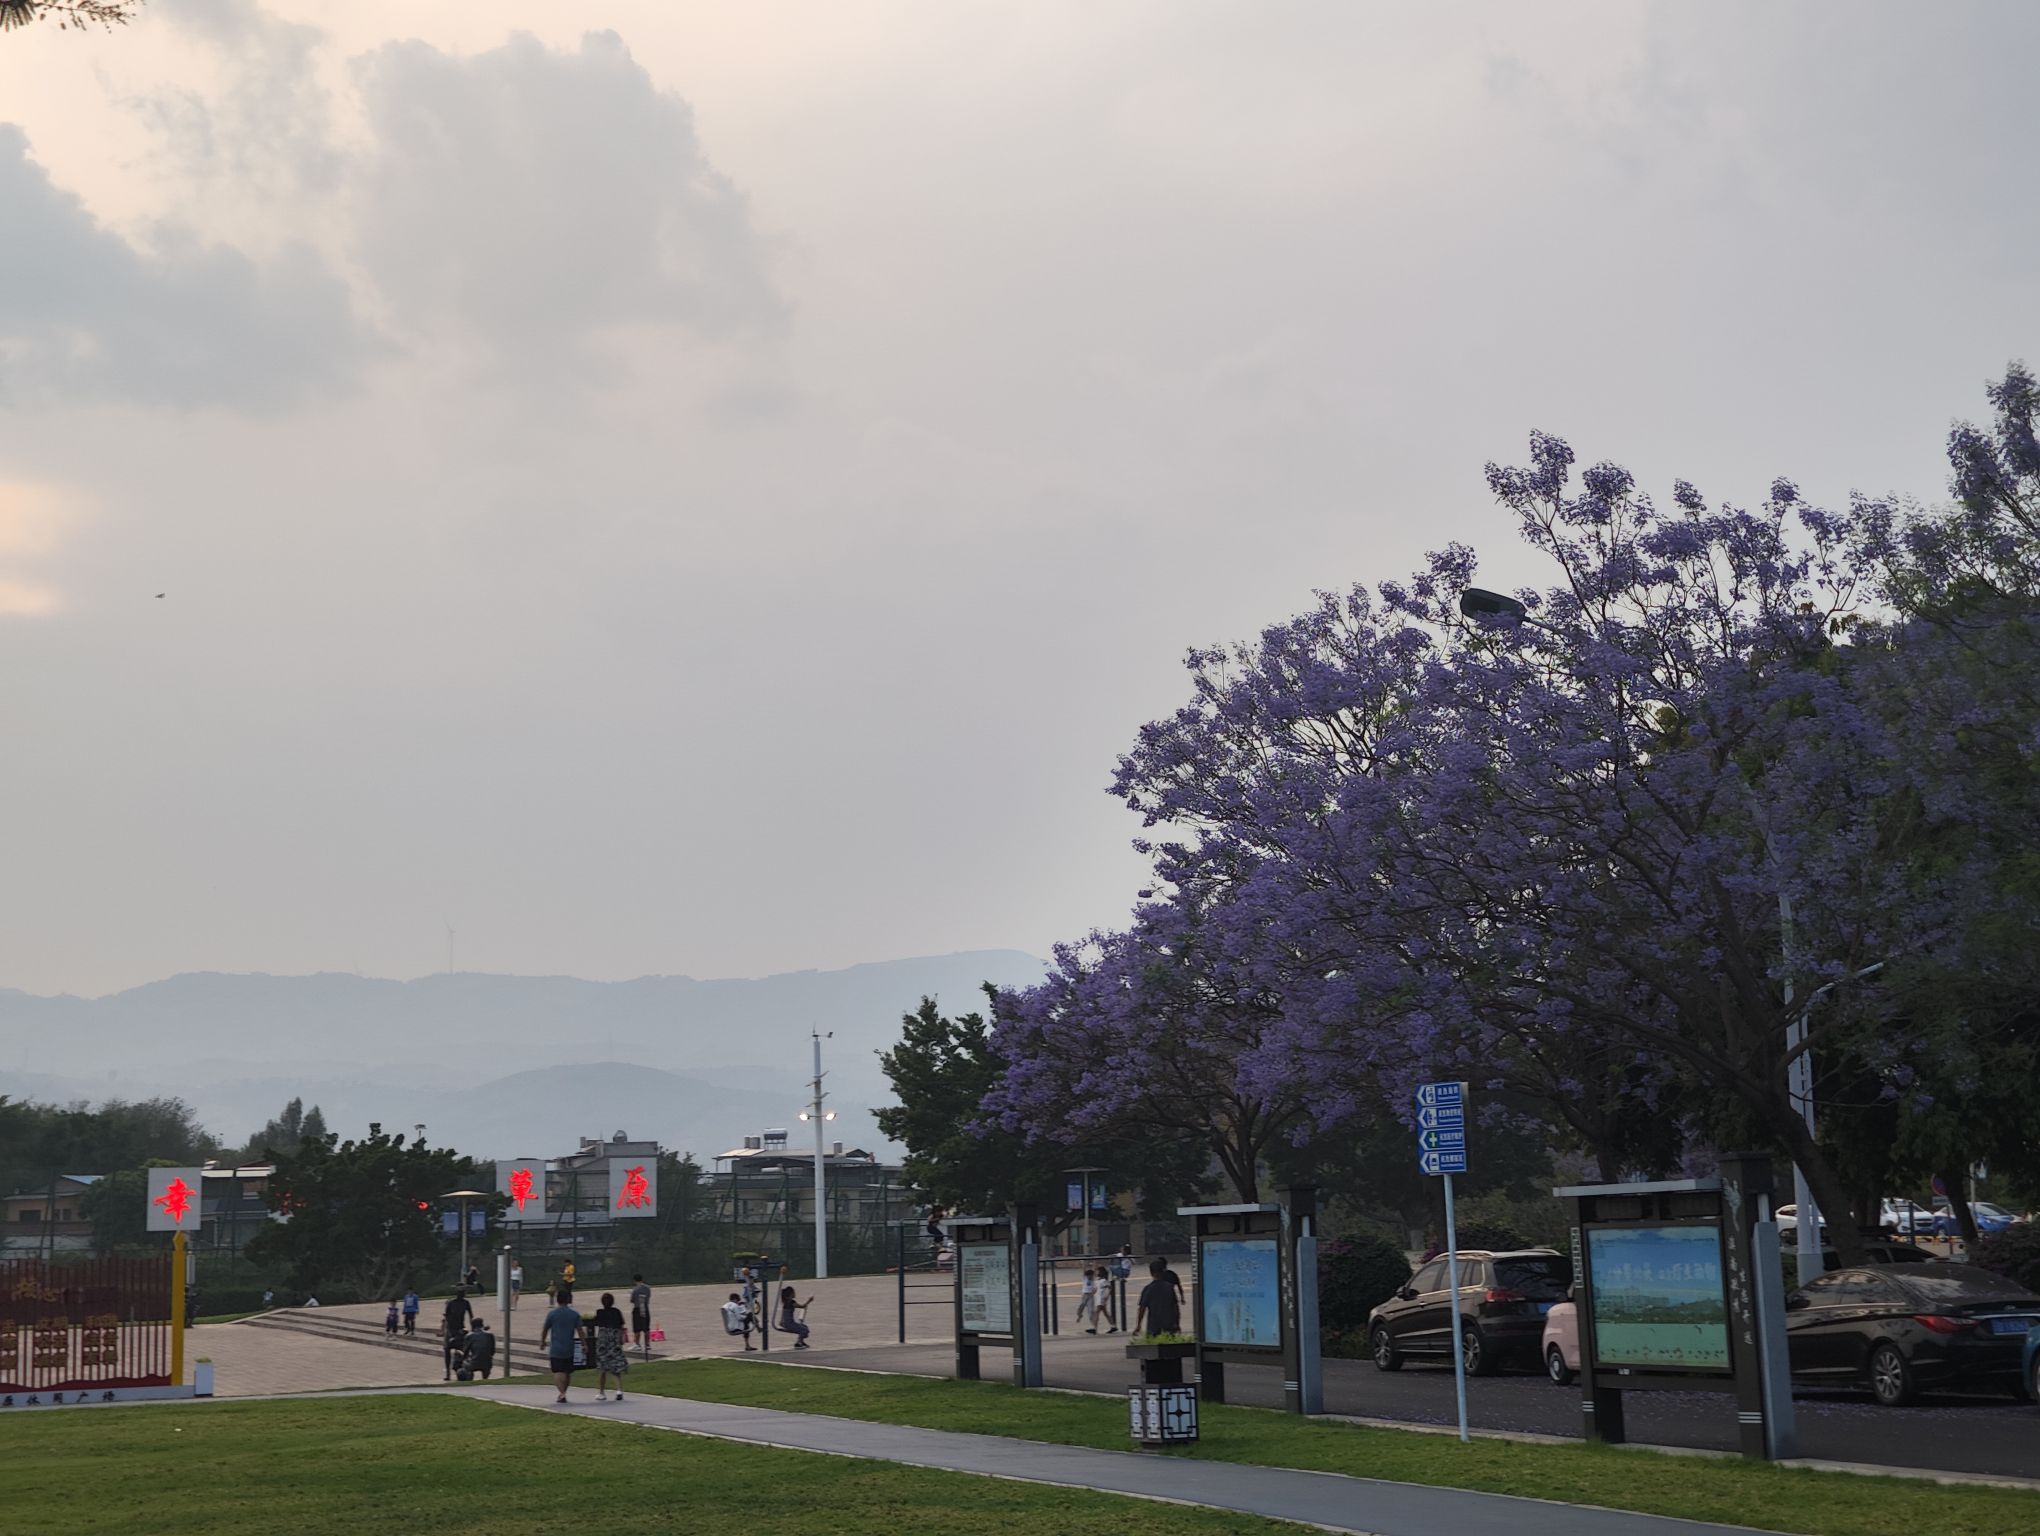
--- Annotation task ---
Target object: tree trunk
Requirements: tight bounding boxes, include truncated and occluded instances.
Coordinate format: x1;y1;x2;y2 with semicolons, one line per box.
1934;1168;1980;1246
1771;1101;1868;1267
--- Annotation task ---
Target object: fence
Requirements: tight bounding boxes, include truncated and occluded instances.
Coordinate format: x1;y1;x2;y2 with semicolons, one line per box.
0;1255;175;1392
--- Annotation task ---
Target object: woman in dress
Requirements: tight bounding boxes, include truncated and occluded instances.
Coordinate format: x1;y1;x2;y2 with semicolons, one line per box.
592;1291;630;1401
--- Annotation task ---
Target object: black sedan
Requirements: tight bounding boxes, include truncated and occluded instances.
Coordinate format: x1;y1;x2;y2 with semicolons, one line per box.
1785;1263;2040;1405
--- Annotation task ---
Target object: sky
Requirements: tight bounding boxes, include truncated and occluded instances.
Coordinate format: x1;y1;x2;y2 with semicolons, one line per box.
0;1;2033;997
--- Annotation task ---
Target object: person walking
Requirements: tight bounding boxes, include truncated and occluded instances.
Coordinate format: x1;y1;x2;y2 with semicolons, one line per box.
540;1288;583;1404
441;1288;475;1379
509;1260;523;1306
463;1317;497;1380
1077;1267;1100;1333
628;1273;653;1349
401;1288;420;1335
384;1299;400;1338
1135;1257;1182;1337
776;1285;812;1349
592;1292;631;1401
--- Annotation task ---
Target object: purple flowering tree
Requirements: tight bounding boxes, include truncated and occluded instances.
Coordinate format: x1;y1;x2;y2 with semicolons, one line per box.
993;369;2040;1268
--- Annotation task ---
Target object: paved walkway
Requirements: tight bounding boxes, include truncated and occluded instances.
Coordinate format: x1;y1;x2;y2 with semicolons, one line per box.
189;1271;926;1396
466;1382;1770;1536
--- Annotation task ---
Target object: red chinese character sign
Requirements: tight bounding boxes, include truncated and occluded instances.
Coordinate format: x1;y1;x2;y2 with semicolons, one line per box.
145;1167;206;1233
608;1157;657;1218
495;1159;546;1222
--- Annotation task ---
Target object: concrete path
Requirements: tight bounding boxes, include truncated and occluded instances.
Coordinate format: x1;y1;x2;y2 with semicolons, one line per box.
467;1382;1771;1536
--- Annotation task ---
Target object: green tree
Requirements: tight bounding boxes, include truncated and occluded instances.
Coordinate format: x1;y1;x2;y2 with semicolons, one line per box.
876;992;1207;1233
247;1123;495;1301
231;1097;329;1165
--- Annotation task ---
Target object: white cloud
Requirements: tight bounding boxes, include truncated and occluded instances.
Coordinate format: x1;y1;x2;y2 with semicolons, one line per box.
348;30;783;376
0;123;369;411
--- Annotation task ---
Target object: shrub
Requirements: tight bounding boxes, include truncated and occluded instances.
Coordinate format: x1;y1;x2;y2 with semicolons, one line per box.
1970;1222;2040;1293
1318;1234;1411;1357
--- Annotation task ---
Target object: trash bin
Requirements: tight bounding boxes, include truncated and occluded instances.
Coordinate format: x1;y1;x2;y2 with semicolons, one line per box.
1128;1382;1199;1446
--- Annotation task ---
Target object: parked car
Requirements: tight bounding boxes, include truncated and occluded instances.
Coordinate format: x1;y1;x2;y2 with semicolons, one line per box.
1880;1199;1937;1237
1369;1249;1570;1376
1785;1263;2040;1405
1931;1201;2021;1238
1542;1296;1579;1385
1775;1204;1827;1238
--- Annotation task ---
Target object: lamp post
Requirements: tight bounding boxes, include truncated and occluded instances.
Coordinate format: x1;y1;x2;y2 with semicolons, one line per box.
1063;1166;1105;1257
798;1029;836;1278
441;1189;489;1284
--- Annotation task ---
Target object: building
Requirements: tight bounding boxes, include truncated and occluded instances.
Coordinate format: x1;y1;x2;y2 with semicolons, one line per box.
707;1129;919;1267
198;1165;278;1254
2;1174;101;1256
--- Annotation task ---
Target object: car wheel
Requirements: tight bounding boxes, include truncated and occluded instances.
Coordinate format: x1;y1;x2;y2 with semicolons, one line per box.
1868;1342;1917;1407
1370;1324;1403;1372
1546;1344;1575;1387
1462;1324;1498;1377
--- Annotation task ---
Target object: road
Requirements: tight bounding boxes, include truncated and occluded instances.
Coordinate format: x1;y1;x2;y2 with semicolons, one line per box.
781;1329;2040;1481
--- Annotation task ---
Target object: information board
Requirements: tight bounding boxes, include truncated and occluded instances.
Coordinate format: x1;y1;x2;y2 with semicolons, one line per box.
1199;1237;1281;1347
1587;1224;1731;1372
958;1243;1012;1334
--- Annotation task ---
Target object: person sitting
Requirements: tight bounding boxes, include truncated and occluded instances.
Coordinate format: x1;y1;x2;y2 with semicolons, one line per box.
777;1285;812;1349
721;1292;755;1350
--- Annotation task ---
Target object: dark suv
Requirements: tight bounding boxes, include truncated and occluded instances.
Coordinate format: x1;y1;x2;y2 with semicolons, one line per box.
1369;1249;1572;1375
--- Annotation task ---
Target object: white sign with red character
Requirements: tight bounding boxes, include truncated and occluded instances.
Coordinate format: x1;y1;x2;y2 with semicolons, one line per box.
495;1159;547;1222
608;1157;657;1218
145;1167;206;1233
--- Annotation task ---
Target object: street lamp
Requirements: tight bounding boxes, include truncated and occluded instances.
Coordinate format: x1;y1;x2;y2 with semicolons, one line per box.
440;1188;489;1285
798;1029;836;1279
1457;587;1530;624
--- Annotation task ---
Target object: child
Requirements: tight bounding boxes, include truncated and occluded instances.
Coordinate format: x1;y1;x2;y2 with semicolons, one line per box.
721;1292;755;1351
385;1300;400;1338
1077;1268;1100;1333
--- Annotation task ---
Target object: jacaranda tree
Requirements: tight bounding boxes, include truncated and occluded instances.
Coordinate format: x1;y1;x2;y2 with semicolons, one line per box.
989;365;2040;1267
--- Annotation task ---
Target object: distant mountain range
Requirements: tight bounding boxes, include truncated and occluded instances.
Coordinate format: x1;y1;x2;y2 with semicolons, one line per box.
0;951;1046;1164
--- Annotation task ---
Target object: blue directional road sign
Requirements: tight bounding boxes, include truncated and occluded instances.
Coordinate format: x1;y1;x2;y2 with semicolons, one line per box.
1414;1081;1469;1175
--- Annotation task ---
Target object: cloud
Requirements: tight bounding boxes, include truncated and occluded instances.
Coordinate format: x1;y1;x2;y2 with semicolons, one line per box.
348;31;784;374
0;124;370;411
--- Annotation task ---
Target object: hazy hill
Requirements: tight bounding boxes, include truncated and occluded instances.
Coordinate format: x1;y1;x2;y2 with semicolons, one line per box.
0;950;1044;1162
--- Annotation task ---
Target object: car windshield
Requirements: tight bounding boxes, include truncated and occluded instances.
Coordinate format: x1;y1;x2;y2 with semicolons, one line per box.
1493;1256;1569;1298
1896;1268;2039;1306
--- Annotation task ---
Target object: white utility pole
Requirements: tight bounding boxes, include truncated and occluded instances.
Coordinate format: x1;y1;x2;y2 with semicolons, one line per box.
800;1029;836;1278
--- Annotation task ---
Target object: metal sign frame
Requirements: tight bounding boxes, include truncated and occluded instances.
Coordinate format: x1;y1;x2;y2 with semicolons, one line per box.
1557;1154;1794;1460
1181;1186;1320;1413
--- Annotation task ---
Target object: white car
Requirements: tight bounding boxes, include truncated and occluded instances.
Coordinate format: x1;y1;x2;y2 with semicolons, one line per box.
1880;1198;1936;1236
1775;1204;1828;1237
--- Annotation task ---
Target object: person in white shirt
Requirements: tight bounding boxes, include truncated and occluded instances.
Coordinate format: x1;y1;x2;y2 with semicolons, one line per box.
1077;1268;1100;1333
721;1293;755;1350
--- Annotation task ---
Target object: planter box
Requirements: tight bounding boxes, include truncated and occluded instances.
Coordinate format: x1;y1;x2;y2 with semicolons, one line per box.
1124;1339;1196;1386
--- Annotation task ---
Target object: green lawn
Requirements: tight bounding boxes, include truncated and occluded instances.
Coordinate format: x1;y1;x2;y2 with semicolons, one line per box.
620;1358;2040;1536
0;1395;1299;1536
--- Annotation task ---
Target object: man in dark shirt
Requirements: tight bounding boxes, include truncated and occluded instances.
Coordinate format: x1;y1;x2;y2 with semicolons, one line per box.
463;1318;497;1380
442;1288;475;1379
1135;1257;1181;1336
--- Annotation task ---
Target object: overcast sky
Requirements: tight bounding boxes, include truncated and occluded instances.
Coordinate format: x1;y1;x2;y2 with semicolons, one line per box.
0;1;2032;997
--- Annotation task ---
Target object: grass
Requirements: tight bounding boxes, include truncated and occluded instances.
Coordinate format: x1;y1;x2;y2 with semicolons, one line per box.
0;1395;1302;1536
620;1358;2040;1536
